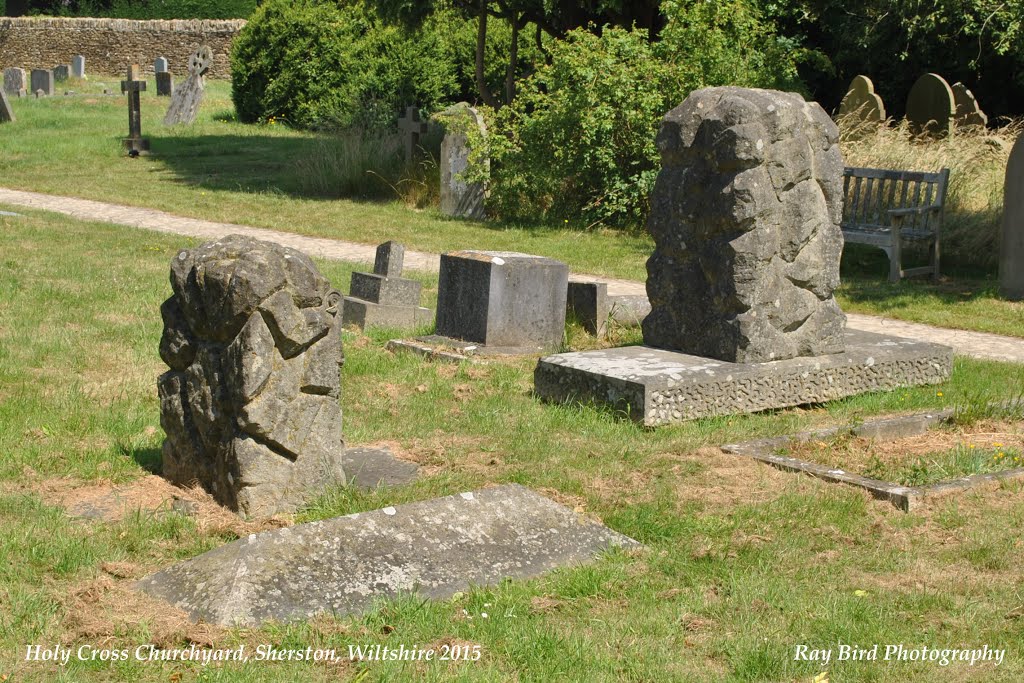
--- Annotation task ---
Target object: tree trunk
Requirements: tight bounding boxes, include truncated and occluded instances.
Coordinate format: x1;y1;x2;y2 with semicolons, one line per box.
475;0;499;109
505;13;520;105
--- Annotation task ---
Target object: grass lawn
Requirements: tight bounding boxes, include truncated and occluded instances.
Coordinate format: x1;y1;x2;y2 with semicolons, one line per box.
1;76;1022;337
2;208;1024;681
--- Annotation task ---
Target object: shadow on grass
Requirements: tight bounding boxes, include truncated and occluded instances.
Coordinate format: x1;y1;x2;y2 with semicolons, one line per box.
124;445;163;475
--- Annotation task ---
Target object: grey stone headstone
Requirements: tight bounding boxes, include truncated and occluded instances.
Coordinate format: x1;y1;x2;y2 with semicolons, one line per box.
155;71;174;97
642;87;846;363
837;75;885;136
30;69;54;97
566;280;650;337
952;82;987;128
71;55;86;78
1000;134;1024;299
154;56;169;73
158;235;347;518
397;105;429;163
434;250;569;351
905;73;955;138
163;45;212;125
3;67;26;95
135;484;640;626
374;240;404;278
438;103;488;220
342;241;430;331
0;89;14;124
53;64;70;82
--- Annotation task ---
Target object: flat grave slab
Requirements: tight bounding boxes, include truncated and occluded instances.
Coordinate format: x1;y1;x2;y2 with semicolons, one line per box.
535;330;953;425
136;484;639;626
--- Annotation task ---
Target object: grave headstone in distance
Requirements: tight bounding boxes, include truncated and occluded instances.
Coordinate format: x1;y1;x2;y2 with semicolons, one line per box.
342;241;432;331
0;88;15;124
999;134;1024;299
30;69;54;97
71;55;86;79
905;73;955;138
398;106;428;163
437;103;488;220
163;45;211;125
121;64;149;154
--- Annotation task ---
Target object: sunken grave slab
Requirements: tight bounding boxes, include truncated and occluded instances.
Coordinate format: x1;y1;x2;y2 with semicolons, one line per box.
535;330;952;426
135;484;639;626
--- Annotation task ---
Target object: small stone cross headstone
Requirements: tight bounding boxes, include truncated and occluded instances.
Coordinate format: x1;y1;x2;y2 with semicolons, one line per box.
53;64;70;82
342;241;431;331
1000;134;1024;299
4;67;26;96
905;73;955;138
71;56;86;79
952;82;987;128
397;106;428;163
837;75;886;137
436;103;489;220
0;89;15;124
30;69;54;97
121;64;149;154
163;45;211;125
154;56;169;73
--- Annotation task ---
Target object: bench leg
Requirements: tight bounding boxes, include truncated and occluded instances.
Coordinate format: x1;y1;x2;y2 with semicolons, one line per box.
887;239;903;283
930;236;941;281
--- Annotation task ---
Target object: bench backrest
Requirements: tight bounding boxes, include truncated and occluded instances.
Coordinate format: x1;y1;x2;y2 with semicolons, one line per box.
842;166;950;233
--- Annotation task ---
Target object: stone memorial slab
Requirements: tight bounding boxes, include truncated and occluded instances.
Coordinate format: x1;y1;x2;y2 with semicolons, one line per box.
154;56;169;73
566;280;650;337
536;330;953;425
1000;133;1024;299
643;87;846;363
164;45;211;125
3;67;26;95
71;55;86;78
837;75;885;135
158;235;347;517
906;73;955;138
398;105;428;163
155;71;174;97
952;82;987;128
30;69;54;97
0;89;14;124
53;64;70;82
431;250;569;354
437;103;488;220
135;484;640;626
342;241;431;331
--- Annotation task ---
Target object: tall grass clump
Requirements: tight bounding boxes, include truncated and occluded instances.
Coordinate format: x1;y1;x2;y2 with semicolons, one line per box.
840;119;1021;270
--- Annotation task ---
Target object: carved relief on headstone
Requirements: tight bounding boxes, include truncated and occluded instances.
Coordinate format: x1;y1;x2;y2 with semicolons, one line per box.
952;82;988;129
158;234;347;517
905;73;955;138
642;87;847;363
436;103;489;220
163;45;211;125
837;75;886;136
1000;134;1024;300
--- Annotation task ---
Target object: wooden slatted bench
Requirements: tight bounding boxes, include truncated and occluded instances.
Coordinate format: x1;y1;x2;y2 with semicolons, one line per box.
841;166;950;282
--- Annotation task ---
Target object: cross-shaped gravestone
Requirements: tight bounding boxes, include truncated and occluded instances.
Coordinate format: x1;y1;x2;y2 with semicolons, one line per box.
398;106;428;163
120;65;149;153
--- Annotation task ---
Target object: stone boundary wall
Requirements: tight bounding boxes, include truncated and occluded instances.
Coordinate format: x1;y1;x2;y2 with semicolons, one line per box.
0;17;246;78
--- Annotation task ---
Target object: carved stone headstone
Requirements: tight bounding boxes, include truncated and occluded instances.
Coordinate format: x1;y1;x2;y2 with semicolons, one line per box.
3;67;26;95
342;241;431;331
642;86;846;363
156;72;174;97
71;55;86;79
121;64;149;153
952;82;987;128
30;69;54;97
158;234;347;517
437;103;488;220
163;45;211;125
837;75;885;136
0;89;14;124
905;73;955;138
53;64;70;82
1000;134;1024;300
154;56;169;73
397;106;428;163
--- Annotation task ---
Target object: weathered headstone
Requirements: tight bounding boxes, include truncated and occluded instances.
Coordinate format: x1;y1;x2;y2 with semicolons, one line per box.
154;56;169;73
29;69;54;97
71;55;86;79
163;45;211;125
158;234;347;517
643;87;846;363
437;103;488;220
952;82;987;128
566;280;650;337
121;65;149;154
53;64;70;82
837;75;886;135
155;71;174;97
428;251;569;353
1000;134;1024;299
342;241;431;331
0;89;14;124
397;105;428;163
136;484;640;626
3;67;26;95
905;73;955;138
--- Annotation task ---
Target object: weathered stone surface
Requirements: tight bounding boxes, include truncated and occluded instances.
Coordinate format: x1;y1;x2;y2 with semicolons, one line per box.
566;281;650;337
158;234;346;517
0;89;14;124
342;241;431;332
155;71;174;97
906;73;955;138
53;64;70;81
642;87;846;364
71;55;86;78
433;251;569;352
374;240;404;278
30;69;54;96
837;75;885;135
1000;133;1024;299
3;67;26;95
535;330;953;425
163;45;211;125
135;484;639;626
437;102;488;220
952;82;987;128
342;447;419;489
